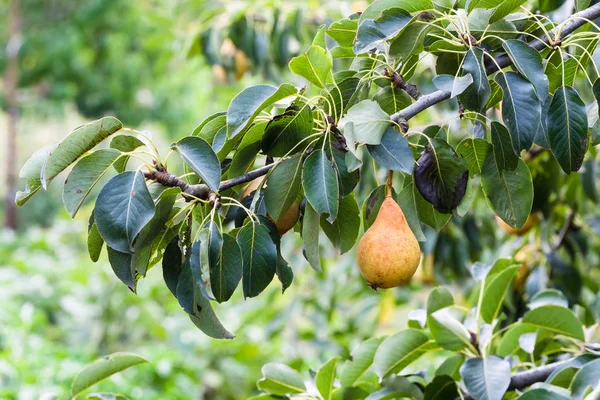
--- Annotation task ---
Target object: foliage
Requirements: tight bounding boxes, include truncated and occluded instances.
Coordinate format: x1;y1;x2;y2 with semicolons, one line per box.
13;0;600;397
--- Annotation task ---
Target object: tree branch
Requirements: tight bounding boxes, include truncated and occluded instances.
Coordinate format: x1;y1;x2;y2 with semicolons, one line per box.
391;3;600;123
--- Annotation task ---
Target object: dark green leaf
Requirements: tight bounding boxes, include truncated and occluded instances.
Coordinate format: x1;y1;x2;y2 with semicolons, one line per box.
88;220;104;263
424;375;459;400
340;337;383;388
467;0;527;23
456;138;492;177
320;193;360;254
110;134;144;173
262;103;313;157
503;39;549;101
228;122;267;178
522;305;584;340
171;136;221;191
367;126;414;173
460;357;511;400
459;48;491;111
373;86;412;115
206;224;242;303
433;74;474;98
106;247;136;290
490;121;518;171
327;143;360;197
162;237;182;297
481;264;520;323
354;8;413;54
303;150;339;223
237;222;278;298
265;154;303;221
302;202;322;272
374;329;434;378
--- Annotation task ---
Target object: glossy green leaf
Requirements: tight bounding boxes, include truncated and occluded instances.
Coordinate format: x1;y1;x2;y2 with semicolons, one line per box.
490;121;519;171
459;48;491;111
433;74;474;98
374;329;435;378
95;171;155;254
546;86;589;174
208;228;242;304
503;39;549;101
340;337;383;387
192;112;227;141
467;0;527;23
354;8;413;54
327;144;360;197
16;143;55;206
570;359;600;399
109;134;144;173
518;388;569;400
302;202;322;272
171;136;221;191
264;154;302;221
303;150;339;223
316;357;341;400
320;193;360;254
367;126;415;174
327;18;358;48
395;182;427;241
424;375;459;399
373;86;412;115
359;0;433;19
389;23;432;61
227;84;298;137
325;76;361;119
257;363;305;396
427;287;454;316
88;218;104;263
237;222;278;298
428;308;471;351
529;289;569;309
480;156;533;229
522;305;585;340
456;138;492;177
162;237;182;297
262;103;313;157
71;352;147;397
460;356;511;400
228;122;267;178
63;149;121;218
340;100;390;145
289;45;332;88
481;264;520;323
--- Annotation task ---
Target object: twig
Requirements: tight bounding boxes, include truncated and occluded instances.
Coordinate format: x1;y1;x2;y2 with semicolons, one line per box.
551;209;576;252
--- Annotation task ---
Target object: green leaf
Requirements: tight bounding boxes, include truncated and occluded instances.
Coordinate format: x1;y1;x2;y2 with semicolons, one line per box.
374;329;435;378
395;182;427;241
340;337;384;388
302;202;322;272
406;179;451;232
257;363;305;396
303;150;339;223
459;48;491;111
467;0;527;23
162;237;182;297
320;193;361;254
327;144;360;197
414;138;469;213
354;8;413;54
496;323;538;356
110;134;144;173
456;138;492;177
316;357;341;400
496;71;542;154
503;39;549;101
546;86;589;174
237;222;278;298
570;359;600;399
480;156;533;229
41;117;122;190
490;121;519;171
63;149;121;218
262;103;313;157
325;76;361;119
227;84;298;137
460;357;511;400
192;112;227;141
171;136;221;191
228;122;267;178
264;154;303;221
428;308;471;351
427;287;454;316
209;229;242;304
359;0;433;18
389;23;432;61
480;264;520;323
327;18;358;48
424;375;459;400
106;247;136;290
529;289;569;309
522;305;585;340
16;143;55;205
289;45;332;88
88;218;104;263
340;100;390;145
70;352;147;397
593;79;600;118
518;388;570;400
373;86;412;115
433;74;474;98
367;126;415;174
95;171;155;254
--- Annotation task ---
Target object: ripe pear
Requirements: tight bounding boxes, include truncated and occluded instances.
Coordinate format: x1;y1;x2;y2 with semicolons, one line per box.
496;212;539;236
241;177;300;235
357;196;421;289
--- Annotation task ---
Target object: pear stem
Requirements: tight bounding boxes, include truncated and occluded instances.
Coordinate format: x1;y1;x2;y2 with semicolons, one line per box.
386;170;393;197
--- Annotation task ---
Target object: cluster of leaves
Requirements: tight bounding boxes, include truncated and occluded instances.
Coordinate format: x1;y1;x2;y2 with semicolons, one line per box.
16;0;600;342
253;259;600;399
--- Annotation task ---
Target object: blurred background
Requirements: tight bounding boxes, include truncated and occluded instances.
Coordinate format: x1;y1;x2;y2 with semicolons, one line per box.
1;0;598;399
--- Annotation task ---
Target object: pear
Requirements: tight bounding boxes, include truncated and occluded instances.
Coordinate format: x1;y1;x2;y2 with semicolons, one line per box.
496;212;539;236
241;177;300;235
357;195;421;289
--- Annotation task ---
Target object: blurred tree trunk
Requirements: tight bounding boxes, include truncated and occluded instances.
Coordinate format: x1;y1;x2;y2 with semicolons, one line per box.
5;0;20;230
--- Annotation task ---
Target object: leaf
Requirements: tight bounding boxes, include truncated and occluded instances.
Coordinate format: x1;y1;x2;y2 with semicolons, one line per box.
428;308;472;351
522;305;585;340
227;84;298;137
95;171;155;254
424;375;459;400
593;79;600;118
41;117;122;190
433;74;474;98
374;329;435;378
257;363;305;396
209;231;242;303
327;18;358;48
256;216;293;294
460;357;511;400
262;103;313;157
171;136;221;191
496;323;538;356
427;287;454;316
490;121;519;171
480;156;533;229
264;154;303;221
320;193;361;254
365;376;424;400
518;388;570;400
237;222;278;298
316;357;341;400
88;219;104;263
70;352;147;397
546;86;589;174
459;48;491;111
367;126;415;174
340;337;384;388
496;71;542;154
302;202;322;272
106;247;136;290
228;122;267;178
414;138;469;213
110;134;144;173
395;182;427;241
340;100;390;145
325;76;361;119
389;22;432;61
373;86;412;115
63;149;121;218
405;180;451;232
162;237;182;297
467;0;527;23
480;264;520;323
354;8;413;54
192;112;227;141
570;359;600;399
289;45;332;88
456;138;492;177
360;0;433;18
327;144;360;197
503;39;549;101
16;143;56;205
303;150;339;223
529;289;569;309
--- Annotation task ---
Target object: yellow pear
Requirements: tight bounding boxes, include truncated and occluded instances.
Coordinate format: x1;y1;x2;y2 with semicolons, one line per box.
241;177;300;235
496;212;539;236
357;196;421;289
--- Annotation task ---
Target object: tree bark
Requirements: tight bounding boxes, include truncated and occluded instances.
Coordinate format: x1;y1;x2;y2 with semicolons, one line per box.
5;0;20;230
